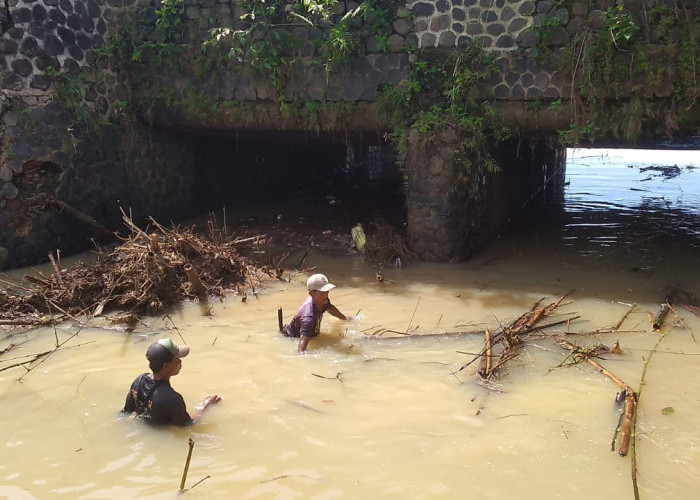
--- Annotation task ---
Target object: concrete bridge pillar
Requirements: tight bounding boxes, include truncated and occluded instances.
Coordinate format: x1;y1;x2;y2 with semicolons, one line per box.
405;129;566;261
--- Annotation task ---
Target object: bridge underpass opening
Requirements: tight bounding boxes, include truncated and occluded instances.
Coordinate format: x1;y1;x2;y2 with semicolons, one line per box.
188;133;406;234
506;146;700;260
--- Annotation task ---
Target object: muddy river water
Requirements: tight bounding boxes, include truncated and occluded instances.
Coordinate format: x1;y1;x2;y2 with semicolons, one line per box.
1;148;699;499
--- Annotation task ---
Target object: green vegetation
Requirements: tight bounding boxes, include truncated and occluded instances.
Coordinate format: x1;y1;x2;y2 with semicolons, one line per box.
109;0;399;121
33;0;697;170
528;1;700;144
376;41;510;182
11;105;35;132
43;67;99;133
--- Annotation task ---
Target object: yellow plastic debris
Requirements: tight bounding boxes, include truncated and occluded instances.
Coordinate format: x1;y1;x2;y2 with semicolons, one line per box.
351;223;366;252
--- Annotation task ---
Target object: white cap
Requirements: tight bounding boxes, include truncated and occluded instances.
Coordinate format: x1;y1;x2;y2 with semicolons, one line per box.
307;273;336;292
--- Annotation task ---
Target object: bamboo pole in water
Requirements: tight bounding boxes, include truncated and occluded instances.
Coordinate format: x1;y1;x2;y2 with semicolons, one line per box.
179;438;195;492
631;333;667;497
618;391;637;457
557;339;637;456
669;289;700;318
480;327;492;377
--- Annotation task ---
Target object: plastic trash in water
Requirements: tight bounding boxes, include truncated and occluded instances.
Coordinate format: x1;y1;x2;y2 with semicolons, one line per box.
351;223;366;252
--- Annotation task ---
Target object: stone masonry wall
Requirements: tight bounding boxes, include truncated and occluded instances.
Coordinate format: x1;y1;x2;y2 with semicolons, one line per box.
136;1;413;112
406;130;565;261
1;1;697;267
0;0;204;268
400;0;693;260
407;0;682;101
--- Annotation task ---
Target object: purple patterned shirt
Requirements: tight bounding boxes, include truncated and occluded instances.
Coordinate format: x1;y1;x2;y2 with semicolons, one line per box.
282;296;331;338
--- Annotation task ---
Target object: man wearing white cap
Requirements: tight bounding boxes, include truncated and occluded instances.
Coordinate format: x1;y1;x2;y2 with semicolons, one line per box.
282;273;351;354
121;338;221;426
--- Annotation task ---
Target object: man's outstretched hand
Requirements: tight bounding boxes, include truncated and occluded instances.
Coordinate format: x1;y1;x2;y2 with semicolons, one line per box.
197;395;222;411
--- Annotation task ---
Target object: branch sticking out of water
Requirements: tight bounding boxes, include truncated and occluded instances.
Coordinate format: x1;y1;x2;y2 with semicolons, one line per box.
405;296;421;334
611;304;637;330
631;333;667;498
179;438;195;492
667;302;696;342
555;337;636;457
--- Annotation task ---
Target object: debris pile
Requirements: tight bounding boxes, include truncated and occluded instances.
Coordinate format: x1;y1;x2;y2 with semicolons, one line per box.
0;215;282;327
364;222;416;264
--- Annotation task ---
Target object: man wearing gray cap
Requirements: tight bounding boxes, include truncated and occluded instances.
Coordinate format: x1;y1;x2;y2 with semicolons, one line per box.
282;273;351;354
121;338;221;426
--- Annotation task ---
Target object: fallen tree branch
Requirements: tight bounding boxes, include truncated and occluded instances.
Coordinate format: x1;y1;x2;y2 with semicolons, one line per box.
556;338;636;456
667;302;695;342
612;304;637;331
44;196;118;240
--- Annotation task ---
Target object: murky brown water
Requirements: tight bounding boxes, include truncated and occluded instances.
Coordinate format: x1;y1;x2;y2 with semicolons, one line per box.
2;148;699;499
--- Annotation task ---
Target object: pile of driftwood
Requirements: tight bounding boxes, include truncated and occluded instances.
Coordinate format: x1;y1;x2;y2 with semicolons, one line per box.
360;288;699;467
0;214;282;327
365;222;417;265
461;291;579;380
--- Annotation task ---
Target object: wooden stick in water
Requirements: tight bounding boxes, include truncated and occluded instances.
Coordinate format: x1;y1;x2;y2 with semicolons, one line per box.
47;252;62;285
405;297;421;334
558;339;637;456
612;304;637;331
667;302;695;342
618;392;637;457
179;438;195;492
481;327;492;377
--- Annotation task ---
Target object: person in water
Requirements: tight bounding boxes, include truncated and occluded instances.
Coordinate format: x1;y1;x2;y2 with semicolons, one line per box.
122;338;221;426
282;273;351;354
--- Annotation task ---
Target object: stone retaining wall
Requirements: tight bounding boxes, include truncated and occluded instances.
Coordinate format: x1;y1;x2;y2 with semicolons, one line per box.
0;0;206;267
1;0;697;267
407;0;682;101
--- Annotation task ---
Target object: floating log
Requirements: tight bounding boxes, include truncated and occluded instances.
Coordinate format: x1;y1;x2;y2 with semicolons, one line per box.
618;392;637;457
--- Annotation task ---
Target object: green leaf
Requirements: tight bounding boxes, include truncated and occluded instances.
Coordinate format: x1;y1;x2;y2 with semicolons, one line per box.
661;406;675;416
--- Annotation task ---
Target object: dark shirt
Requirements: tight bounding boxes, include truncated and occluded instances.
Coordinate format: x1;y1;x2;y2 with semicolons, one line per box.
122;373;193;426
282;296;331;338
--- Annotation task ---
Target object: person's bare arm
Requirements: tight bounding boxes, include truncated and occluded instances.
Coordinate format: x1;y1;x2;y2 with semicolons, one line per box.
326;304;348;320
191;395;222;423
298;335;311;354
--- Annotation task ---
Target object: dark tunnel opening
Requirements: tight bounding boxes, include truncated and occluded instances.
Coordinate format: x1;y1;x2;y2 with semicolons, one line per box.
190;133;407;232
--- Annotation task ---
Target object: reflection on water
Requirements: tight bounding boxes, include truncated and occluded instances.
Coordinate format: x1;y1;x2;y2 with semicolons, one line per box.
1;148;700;499
560;148;700;251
